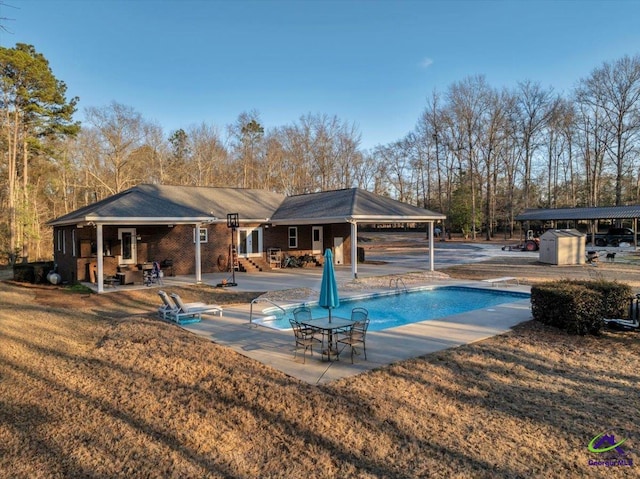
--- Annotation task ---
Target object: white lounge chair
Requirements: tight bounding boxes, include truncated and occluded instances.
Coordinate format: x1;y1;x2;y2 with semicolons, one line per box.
169;293;223;323
157;290;207;321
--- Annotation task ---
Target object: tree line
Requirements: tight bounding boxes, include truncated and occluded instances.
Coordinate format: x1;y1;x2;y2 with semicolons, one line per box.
2;42;640;262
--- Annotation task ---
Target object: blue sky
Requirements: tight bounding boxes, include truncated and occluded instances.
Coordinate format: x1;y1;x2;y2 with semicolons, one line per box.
2;0;640;150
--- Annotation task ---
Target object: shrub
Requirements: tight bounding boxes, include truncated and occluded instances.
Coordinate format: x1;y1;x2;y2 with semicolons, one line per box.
567;279;632;319
532;279;635;335
531;282;603;335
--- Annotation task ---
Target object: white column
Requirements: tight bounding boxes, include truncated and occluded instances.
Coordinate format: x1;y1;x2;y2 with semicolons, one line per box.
194;223;202;283
350;221;358;279
96;223;104;293
428;221;435;271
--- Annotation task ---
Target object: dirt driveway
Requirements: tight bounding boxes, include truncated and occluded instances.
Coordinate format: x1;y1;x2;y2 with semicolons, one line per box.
360;231;640;289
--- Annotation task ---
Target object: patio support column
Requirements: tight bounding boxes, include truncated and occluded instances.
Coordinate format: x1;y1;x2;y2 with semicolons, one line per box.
428;221;435;271
96;223;104;293
194;223;202;284
350;221;358;279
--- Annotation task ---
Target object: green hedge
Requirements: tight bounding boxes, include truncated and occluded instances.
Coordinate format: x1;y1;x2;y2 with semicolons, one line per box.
531;280;633;335
569;279;632;319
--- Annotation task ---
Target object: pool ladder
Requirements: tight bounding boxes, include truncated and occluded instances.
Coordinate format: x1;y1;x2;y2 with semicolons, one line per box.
249;298;287;328
389;277;408;293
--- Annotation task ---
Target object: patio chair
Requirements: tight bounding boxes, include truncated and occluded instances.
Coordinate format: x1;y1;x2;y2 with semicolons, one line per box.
156;290;205;320
293;306;312;322
335;307;369;337
289;318;322;363
168;292;223;323
337;317;370;363
145;261;163;286
292;306;321;340
351;307;369;322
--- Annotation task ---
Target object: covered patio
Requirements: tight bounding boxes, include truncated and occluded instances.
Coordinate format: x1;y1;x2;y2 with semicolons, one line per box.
49;185;446;294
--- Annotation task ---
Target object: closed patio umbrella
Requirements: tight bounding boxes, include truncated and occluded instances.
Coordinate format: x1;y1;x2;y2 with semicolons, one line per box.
319;248;340;322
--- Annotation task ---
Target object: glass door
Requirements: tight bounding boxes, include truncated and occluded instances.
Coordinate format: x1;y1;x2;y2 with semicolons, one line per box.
238;227;262;257
312;226;323;254
118;228;137;264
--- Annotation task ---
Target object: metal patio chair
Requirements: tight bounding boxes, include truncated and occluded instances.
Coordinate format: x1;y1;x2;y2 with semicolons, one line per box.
337;316;370;363
289;318;322;363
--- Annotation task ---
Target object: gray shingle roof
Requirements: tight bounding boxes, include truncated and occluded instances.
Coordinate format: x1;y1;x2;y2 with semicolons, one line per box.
515;205;640;221
48;184;286;226
48;185;445;226
271;188;445;224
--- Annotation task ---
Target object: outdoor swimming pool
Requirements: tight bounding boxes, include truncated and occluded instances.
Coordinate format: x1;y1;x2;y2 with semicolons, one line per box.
255;286;530;332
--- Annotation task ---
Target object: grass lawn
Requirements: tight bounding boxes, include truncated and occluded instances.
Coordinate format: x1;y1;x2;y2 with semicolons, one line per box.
1;266;639;478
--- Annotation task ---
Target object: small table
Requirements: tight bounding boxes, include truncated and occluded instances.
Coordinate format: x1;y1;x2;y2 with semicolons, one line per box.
300;317;355;361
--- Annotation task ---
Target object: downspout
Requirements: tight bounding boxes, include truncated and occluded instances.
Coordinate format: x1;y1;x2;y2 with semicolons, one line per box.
194;223;202;283
97;223;104;293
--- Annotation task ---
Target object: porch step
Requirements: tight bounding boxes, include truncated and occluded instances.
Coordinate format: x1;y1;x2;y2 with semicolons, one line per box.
237;257;272;273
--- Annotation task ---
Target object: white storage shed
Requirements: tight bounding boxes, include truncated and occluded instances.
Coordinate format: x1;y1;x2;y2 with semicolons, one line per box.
539;229;586;265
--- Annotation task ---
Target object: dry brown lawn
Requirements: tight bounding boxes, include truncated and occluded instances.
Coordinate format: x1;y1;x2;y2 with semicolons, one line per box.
1;257;639;478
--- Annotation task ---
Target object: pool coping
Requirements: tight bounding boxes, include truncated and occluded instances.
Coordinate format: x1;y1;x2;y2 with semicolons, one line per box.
180;278;533;385
252;284;531;331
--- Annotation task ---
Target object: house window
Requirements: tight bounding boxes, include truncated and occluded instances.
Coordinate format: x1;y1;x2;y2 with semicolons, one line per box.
71;229;77;257
57;229;66;254
288;227;298;248
193;227;208;243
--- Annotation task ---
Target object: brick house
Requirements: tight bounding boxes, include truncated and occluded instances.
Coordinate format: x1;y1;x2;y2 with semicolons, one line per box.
48;184;445;292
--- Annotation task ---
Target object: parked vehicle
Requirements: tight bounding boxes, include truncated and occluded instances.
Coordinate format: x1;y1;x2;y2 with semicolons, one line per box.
502;230;540;251
588;227;639;247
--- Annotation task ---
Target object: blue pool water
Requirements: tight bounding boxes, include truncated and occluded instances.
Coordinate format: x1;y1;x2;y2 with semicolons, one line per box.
257;286;530;332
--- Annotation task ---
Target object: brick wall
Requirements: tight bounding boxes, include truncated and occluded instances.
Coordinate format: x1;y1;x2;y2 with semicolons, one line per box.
54;221;354;283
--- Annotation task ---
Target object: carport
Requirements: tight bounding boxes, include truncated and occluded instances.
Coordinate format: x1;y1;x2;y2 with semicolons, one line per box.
515;205;640;248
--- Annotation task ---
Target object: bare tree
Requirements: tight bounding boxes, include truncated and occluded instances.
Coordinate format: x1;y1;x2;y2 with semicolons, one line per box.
83;102;147;195
576;55;640;205
513;80;556;208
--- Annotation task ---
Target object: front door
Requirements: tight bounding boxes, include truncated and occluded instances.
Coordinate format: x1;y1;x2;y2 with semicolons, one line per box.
238;227;263;257
312;226;323;254
118;228;137;265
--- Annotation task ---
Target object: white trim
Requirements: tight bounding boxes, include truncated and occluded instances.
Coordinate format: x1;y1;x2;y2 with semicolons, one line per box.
271;215;445;226
288;227;298;248
193;227;208;243
238;227;263;257
194;223;202;283
118;228;137;265
312;226;323;254
351;222;357;279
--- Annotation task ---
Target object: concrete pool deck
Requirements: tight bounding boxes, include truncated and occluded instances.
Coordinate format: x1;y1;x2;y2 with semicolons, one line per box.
177;274;532;385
